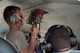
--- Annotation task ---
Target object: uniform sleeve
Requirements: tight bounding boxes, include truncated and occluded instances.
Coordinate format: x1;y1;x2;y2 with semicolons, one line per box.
11;30;29;51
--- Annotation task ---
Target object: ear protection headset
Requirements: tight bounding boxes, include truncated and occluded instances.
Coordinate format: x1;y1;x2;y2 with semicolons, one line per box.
43;25;77;52
10;10;20;24
67;26;77;47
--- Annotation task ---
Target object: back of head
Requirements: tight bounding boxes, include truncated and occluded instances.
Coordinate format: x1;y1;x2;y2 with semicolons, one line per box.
3;6;20;23
45;25;71;51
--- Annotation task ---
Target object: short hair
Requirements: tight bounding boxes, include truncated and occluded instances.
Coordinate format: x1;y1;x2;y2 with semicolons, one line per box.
3;6;20;23
45;25;71;51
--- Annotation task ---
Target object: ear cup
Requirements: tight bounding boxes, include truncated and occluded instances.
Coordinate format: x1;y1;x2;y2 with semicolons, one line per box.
10;14;19;24
70;34;77;47
67;27;77;47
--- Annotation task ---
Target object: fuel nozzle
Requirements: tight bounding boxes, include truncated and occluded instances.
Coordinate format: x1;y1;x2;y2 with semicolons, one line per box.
26;9;47;25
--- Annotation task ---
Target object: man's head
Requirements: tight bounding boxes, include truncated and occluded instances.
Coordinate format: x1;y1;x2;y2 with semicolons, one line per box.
3;6;24;28
45;25;72;51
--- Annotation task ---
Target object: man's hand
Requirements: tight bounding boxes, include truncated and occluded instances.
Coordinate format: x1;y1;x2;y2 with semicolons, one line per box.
30;24;39;37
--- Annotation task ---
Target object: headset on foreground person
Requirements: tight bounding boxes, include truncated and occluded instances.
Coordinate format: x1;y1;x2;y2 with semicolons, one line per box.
42;24;80;53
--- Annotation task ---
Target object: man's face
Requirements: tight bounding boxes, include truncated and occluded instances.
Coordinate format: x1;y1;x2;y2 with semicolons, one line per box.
15;9;24;28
